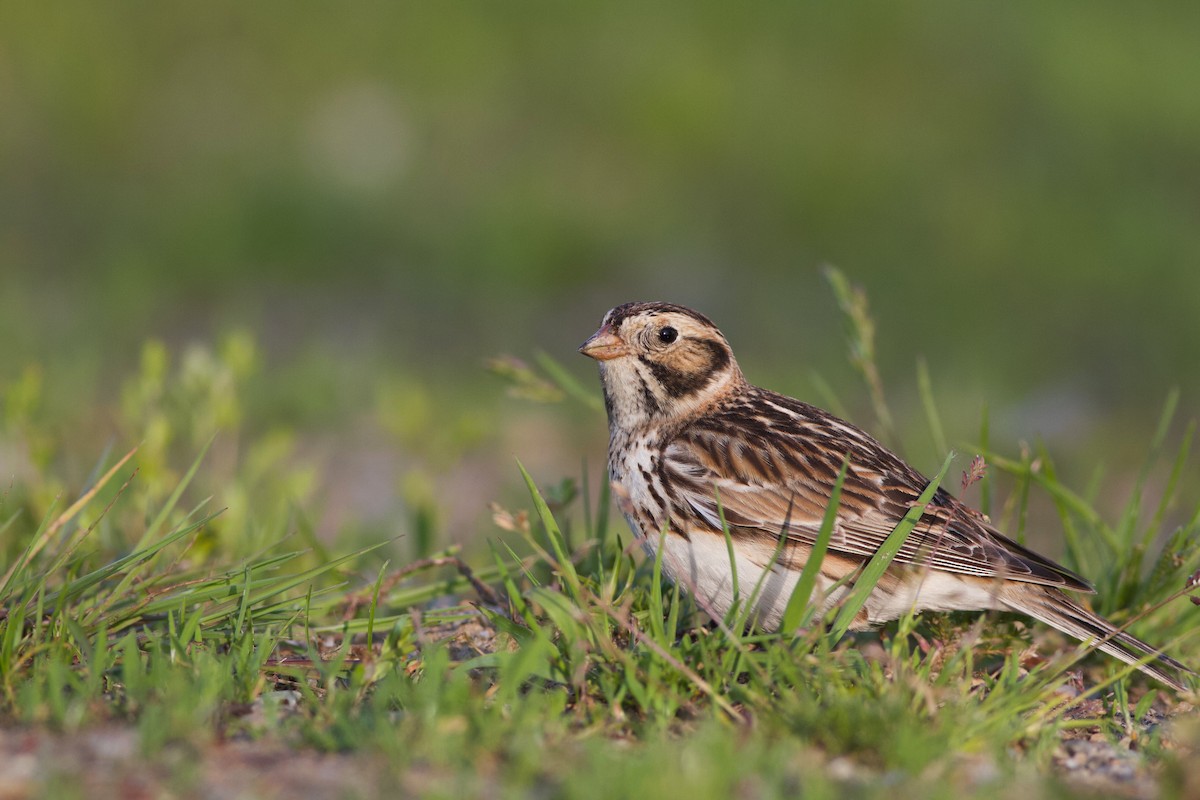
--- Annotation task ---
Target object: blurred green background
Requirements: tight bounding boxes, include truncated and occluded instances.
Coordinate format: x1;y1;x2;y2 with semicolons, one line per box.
2;3;1198;550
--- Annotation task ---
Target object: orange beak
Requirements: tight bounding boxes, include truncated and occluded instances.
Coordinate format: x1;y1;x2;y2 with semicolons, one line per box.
579;325;631;361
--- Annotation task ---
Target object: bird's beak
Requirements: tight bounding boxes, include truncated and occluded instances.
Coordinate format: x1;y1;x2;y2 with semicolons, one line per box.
579;324;630;361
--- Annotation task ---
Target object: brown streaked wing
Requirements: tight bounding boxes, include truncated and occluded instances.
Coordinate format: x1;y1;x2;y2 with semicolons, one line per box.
661;389;1094;593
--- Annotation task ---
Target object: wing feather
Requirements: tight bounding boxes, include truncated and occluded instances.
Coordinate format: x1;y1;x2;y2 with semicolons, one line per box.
662;389;1093;593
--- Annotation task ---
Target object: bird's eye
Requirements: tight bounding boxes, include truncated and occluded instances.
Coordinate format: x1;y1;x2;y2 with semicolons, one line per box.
658;326;678;344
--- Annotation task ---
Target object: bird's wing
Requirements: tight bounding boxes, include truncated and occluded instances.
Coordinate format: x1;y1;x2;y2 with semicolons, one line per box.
661;393;1093;592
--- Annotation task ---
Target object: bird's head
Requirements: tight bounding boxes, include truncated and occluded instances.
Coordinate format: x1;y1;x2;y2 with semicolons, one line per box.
580;302;744;429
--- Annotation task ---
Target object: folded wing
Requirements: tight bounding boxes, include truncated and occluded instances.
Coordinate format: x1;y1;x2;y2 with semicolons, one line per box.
662;391;1093;593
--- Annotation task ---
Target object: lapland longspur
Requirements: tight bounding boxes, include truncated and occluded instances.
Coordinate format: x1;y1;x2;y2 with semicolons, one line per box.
580;301;1192;690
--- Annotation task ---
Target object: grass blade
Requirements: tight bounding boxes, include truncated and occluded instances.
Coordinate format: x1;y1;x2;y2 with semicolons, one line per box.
135;436;214;550
517;460;582;601
534;351;605;413
781;456;849;634
831;452;955;639
917;357;947;457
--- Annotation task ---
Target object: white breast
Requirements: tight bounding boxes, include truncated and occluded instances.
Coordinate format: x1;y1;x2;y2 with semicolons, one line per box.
610;434;670;530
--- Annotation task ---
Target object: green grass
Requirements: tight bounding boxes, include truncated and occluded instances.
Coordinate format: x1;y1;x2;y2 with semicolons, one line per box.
2;289;1199;798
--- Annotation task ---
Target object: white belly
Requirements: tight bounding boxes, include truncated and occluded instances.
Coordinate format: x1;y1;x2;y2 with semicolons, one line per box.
645;526;815;631
641;526;1005;631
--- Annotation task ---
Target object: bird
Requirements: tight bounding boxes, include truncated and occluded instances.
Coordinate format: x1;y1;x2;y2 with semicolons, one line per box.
579;300;1193;691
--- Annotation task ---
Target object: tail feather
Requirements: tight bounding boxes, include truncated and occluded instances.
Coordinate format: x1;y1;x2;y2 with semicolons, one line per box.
1001;586;1193;692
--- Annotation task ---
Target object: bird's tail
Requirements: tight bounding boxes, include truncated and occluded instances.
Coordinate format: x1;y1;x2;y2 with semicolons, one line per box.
1000;585;1193;692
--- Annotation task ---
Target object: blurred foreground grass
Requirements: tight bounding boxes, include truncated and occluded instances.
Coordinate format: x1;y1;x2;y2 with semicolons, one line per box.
2;278;1200;798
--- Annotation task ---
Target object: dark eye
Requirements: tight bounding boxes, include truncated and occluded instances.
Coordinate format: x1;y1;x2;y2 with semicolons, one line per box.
658;326;678;344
